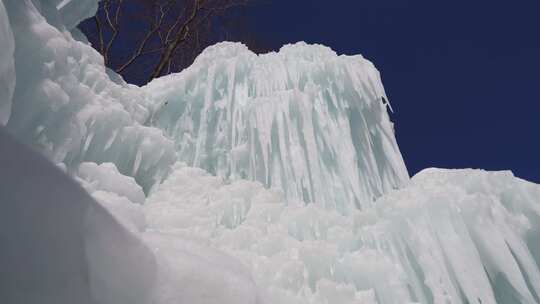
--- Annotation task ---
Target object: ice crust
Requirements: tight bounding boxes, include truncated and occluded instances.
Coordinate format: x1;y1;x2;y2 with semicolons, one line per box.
2;0;540;303
144;42;409;212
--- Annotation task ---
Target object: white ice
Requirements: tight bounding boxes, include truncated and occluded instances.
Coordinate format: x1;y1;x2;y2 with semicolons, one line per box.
144;41;409;212
143;163;540;304
1;0;540;303
3;0;176;193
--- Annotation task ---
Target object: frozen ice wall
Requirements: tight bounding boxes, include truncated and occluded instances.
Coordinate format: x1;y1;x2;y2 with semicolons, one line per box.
144;42;409;212
3;0;175;192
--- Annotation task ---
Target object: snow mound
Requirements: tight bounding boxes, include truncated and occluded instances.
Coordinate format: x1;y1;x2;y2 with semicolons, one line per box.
144;41;408;212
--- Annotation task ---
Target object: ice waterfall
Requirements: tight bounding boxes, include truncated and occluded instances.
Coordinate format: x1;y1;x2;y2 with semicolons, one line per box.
1;0;540;303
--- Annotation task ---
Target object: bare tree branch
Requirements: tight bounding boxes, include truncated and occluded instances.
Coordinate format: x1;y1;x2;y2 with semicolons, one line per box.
93;16;105;55
80;0;261;83
115;0;168;73
148;0;203;80
102;0;124;64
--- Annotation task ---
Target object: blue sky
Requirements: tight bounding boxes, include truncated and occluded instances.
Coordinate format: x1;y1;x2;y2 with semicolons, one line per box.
247;0;540;182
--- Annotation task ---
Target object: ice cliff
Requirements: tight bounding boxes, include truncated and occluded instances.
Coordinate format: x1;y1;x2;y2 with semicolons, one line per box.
1;0;540;303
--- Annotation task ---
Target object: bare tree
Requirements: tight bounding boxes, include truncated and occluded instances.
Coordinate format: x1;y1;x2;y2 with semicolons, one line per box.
81;0;257;83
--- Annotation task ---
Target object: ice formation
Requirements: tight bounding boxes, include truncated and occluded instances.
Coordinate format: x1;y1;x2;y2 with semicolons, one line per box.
1;0;540;303
144;42;408;212
144;164;540;304
3;0;176;192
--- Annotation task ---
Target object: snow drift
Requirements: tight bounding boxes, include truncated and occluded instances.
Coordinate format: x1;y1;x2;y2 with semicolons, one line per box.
1;0;540;303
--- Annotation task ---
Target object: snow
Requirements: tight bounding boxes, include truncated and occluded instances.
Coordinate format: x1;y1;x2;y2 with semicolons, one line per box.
145;232;260;304
77;162;146;205
77;162;147;233
1;0;540;303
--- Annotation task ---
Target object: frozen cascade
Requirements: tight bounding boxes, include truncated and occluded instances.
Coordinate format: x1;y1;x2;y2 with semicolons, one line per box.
2;0;540;303
144;42;409;212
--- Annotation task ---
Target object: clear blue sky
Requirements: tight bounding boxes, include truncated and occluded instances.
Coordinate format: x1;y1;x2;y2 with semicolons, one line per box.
247;0;540;182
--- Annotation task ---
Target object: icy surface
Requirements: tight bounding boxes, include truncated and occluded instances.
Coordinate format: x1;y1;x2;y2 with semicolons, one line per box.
56;0;98;30
144;42;409;211
145;164;540;304
77;162;146;205
367;169;540;304
2;0;540;303
3;0;407;207
77;162;147;233
144;231;260;304
3;0;176;192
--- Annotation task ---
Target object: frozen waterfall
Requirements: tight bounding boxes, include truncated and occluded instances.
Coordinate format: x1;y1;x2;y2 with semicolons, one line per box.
144;42;408;212
1;0;540;303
